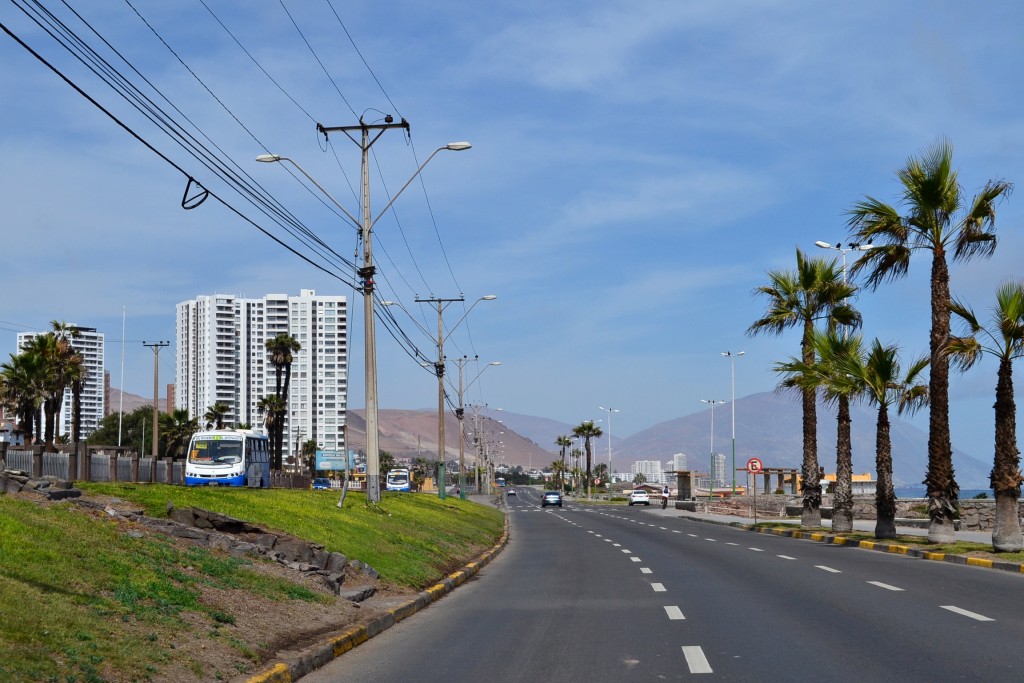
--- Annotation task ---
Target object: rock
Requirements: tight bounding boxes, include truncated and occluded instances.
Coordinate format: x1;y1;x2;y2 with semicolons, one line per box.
46;488;81;501
349;560;380;580
325;552;348;573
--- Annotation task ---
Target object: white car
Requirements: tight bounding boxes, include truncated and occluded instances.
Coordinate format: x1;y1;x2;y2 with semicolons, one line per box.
628;489;650;506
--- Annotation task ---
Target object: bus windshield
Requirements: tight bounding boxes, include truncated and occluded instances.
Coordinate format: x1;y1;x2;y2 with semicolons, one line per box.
189;439;243;465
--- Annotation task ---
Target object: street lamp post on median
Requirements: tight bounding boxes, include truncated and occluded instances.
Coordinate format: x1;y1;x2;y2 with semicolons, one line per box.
598;406;619;498
814;241;873;283
701;399;724;500
257;131;470;503
721;351;744;493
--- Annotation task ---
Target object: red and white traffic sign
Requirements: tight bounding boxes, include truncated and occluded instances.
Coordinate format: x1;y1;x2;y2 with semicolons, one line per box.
746;457;763;474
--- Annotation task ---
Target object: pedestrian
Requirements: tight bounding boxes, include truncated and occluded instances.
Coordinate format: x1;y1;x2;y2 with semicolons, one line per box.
662;484;670;509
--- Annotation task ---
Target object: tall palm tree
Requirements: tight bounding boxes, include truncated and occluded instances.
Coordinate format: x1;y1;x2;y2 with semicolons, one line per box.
554;435;572;491
777;330;865;533
0;352;45;444
160;408;200;462
572;420;603;499
947;282;1024;552
265;333;301;471
851;340;929;539
203;402;230;430
847;140;1013;543
748;248;859;526
257;394;286;470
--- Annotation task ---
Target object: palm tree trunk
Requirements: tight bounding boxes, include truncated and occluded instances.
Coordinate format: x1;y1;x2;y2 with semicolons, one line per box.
926;249;958;543
585;439;592;500
874;403;897;539
832;396;854;533
991;357;1022;552
801;322;821;527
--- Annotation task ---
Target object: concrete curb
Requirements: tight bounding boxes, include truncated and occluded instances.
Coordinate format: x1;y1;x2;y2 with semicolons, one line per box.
243;512;510;683
680;515;1024;574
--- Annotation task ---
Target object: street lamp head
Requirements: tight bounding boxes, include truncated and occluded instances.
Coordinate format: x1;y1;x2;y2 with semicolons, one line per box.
814;240;833;249
854;243;875;251
489;361;501;366
255;154;283;163
446;142;472;151
481;294;497;301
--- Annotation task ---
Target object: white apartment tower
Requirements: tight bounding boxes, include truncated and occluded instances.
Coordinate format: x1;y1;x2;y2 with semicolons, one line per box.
175;290;348;455
632;459;664;485
17;326;105;439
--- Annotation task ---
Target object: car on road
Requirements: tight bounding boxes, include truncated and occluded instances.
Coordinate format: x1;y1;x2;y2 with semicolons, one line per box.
507;487;517;496
628;489;650;506
541;491;563;507
311;477;331;490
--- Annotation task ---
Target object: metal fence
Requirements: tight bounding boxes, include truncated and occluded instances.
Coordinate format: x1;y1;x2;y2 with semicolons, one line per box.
4;449;33;473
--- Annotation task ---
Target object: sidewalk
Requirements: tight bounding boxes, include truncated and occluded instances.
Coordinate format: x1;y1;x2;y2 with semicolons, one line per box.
646;503;996;545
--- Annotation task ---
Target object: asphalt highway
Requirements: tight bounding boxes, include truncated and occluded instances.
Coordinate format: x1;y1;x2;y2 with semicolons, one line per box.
298;487;1024;681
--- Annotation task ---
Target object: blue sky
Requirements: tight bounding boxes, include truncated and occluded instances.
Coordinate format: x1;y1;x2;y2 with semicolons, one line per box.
2;1;1023;465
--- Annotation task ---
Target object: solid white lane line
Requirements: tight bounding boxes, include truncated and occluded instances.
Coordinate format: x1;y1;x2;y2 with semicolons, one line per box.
868;581;904;592
682;646;713;674
816;565;842;573
777;555;797;560
941;606;994;622
640;568;652;574
664;606;685;620
651;583;667;592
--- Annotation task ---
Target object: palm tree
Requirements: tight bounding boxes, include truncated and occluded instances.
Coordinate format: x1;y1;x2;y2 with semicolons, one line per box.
257;395;286;469
777;330;865;533
203;402;230;430
572;420;603;499
946;282;1024;552
554;435;572;491
847;140;1013;543
851;340;929;539
265;333;301;471
748;248;859;526
160;409;200;462
0;352;46;444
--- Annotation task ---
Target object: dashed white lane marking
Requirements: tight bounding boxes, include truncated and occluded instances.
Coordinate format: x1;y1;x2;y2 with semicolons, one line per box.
705;538;717;542
673;530;682;534
630;557;642;562
777;555;797;560
816;565;842;573
613;543;622;547
941;606;994;622
640;568;652;574
688;534;698;538
868;581;904;592
621;549;632;553
682;646;713;674
604;539;613;542
664;605;685;620
651;583;667;592
726;542;739;546
659;526;667;529
749;548;764;552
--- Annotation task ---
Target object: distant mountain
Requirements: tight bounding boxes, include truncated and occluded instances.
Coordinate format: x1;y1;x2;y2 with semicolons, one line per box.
107;389;163;414
615;391;990;488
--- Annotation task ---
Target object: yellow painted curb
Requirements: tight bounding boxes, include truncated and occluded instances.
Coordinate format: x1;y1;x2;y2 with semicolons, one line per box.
245;662;291;683
966;557;994;568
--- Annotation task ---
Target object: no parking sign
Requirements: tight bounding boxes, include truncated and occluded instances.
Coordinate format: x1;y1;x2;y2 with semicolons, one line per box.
746;457;763;474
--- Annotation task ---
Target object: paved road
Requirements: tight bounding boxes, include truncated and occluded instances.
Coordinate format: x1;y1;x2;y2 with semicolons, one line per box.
299;489;1024;681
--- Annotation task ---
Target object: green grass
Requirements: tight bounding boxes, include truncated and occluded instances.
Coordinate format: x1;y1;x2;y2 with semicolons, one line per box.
0;486;503;682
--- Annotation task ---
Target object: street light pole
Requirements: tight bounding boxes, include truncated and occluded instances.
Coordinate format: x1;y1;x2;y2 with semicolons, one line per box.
701;399;724;499
257;128;471;503
453;359;500;500
142;341;169;480
598;406;619;497
814;241;874;283
721;351;744;493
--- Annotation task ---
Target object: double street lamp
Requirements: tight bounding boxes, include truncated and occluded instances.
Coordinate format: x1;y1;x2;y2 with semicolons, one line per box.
721;351;744;493
700;399;724;498
598;406;619;496
814;241;873;283
257;134;470;503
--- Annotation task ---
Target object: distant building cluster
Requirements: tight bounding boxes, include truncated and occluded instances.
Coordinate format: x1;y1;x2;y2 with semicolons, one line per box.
632;459;664;485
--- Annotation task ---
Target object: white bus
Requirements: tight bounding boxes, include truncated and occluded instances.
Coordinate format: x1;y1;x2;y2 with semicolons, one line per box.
386;468;411;492
184;430;271;487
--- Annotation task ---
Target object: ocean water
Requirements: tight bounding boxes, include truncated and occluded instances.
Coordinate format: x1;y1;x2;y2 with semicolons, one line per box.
894;487;994;499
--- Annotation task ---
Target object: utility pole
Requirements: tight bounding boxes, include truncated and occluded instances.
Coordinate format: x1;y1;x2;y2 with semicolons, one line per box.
416;295;464;500
317;116;409;503
142;341;169;479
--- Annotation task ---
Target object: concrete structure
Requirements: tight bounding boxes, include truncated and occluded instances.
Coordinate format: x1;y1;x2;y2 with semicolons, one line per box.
17;326;105;440
175;290;348;456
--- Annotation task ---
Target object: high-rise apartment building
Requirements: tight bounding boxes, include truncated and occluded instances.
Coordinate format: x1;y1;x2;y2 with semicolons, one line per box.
17;325;105;439
175;290;348;456
632;459;664;485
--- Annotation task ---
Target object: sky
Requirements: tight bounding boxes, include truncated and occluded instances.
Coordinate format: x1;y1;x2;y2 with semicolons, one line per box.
2;1;1024;464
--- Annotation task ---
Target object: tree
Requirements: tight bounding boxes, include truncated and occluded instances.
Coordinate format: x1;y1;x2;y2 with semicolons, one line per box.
947;282;1024;552
257;395;286;468
203;402;230;430
554;435;572;491
633;472;647;485
594;462;609;491
0;351;46;444
265;333;301;471
572;420;603;499
852;340;929;539
160;409;199;462
777;330;866;533
748;248;859;527
847;140;1013;542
